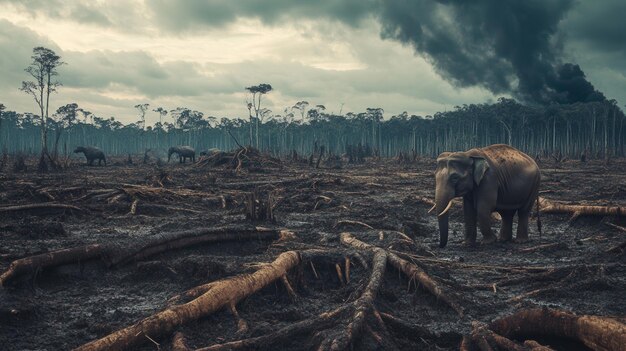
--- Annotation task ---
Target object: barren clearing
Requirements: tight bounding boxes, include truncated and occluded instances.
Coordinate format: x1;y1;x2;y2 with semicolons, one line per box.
0;154;625;350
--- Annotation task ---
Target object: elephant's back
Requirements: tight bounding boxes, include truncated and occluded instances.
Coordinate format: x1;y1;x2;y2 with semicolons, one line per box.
481;144;537;173
173;146;195;155
85;146;104;157
481;145;539;208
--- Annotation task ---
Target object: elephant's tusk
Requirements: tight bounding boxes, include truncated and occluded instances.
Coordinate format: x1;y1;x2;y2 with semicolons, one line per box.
438;200;453;217
428;203;437;214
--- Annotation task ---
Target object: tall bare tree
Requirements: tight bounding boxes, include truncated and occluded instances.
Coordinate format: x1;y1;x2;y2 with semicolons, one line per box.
134;103;150;130
245;83;272;148
52;103;79;157
292;101;309;123
20;47;64;171
0;103;5;146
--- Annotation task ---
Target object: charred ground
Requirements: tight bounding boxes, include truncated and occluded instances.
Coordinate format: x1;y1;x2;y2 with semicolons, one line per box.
0;152;624;350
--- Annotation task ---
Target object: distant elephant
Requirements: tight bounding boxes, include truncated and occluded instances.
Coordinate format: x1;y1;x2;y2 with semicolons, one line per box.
168;146;195;163
433;144;540;248
74;146;106;166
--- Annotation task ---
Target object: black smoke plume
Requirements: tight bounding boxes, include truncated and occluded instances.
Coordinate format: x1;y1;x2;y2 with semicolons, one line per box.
376;0;605;104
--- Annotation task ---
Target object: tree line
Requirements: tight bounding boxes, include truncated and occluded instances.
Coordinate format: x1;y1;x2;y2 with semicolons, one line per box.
1;98;624;160
1;47;624;163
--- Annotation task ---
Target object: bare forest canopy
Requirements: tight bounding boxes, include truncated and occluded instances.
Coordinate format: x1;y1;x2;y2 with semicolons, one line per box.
0;98;624;159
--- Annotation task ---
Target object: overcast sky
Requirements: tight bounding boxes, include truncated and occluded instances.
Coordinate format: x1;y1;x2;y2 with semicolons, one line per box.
1;0;624;125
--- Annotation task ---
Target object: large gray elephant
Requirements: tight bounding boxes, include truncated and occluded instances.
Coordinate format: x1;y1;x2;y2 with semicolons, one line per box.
168;146;195;163
74;146;106;166
433;144;540;248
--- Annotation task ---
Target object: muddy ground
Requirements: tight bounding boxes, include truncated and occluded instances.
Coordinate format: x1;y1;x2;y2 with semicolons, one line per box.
0;153;624;350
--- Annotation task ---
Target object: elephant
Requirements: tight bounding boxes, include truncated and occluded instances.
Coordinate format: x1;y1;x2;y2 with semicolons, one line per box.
433;144;540;248
74;146;106;166
168;146;196;163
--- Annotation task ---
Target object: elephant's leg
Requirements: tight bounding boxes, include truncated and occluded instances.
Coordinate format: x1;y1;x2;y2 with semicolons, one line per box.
475;189;497;244
498;210;515;242
516;209;530;242
463;196;477;245
477;205;496;244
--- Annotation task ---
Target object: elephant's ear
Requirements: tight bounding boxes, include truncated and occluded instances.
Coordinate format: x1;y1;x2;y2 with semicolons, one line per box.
472;157;489;186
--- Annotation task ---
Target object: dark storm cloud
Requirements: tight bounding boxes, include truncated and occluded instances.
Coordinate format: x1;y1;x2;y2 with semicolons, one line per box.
146;0;377;31
3;0;621;105
145;0;609;104
376;0;605;103
563;0;626;54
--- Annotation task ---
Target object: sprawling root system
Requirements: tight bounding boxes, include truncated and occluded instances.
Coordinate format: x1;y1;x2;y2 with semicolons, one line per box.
0;155;624;350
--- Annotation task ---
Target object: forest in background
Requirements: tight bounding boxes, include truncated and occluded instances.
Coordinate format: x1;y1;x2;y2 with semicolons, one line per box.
0;97;624;159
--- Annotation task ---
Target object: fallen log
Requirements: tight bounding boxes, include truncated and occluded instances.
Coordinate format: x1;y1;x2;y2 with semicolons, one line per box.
0;203;83;213
110;226;284;266
489;307;626;351
539;197;625;217
73;251;302;351
340;232;464;317
0;244;105;287
200;247;391;350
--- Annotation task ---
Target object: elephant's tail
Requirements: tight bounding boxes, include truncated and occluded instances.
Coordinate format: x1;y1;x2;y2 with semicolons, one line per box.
536;196;542;237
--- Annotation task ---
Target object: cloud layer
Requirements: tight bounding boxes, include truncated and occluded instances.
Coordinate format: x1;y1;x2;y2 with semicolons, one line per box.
0;0;624;124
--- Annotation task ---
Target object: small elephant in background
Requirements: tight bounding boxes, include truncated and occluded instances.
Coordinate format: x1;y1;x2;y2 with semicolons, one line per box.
74;146;106;166
433;144;540;248
168;146;196;163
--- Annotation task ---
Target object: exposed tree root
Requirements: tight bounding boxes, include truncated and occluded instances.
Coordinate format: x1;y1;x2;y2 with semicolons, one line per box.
171;332;190;351
606;240;626;253
606;222;626;232
73;251;302;351
539;197;625;217
228;304;249;335
110;226;284;266
487;307;626;351
518;242;566;253
471;321;526;351
379;312;441;340
317;250;388;350
523;340;555;351
0;244;105;287
0;202;83;213
334;219;374;230
340;232;464;317
196;246;391;351
197;305;349;351
1;226;286;286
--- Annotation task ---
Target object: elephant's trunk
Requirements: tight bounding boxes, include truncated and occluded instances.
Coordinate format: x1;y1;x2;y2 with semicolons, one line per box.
435;186;454;248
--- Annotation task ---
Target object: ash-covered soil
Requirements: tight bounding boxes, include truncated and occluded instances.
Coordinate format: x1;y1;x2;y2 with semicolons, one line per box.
0;155;624;350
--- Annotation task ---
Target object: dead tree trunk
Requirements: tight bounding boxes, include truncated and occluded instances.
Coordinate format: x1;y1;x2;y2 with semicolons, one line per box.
539;197;625;217
488;308;626;351
110;226;282;266
0;244;105;287
74;251;302;351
